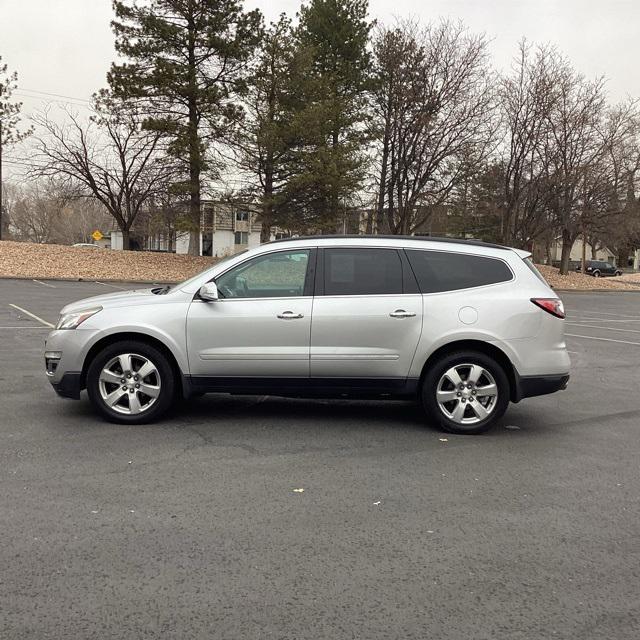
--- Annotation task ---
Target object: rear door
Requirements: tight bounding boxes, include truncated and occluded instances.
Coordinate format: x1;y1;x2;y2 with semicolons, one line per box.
310;247;423;380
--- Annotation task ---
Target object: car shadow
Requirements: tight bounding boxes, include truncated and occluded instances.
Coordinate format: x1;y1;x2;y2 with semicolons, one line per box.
174;394;429;430
58;391;558;440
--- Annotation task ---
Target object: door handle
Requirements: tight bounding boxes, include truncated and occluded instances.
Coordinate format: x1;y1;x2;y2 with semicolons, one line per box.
389;309;416;318
277;311;304;320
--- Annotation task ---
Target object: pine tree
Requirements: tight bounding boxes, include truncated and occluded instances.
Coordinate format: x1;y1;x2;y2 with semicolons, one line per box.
108;0;262;254
233;15;298;241
291;0;373;231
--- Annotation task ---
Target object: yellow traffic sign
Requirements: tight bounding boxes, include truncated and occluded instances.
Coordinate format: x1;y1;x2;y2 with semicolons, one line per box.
91;230;103;242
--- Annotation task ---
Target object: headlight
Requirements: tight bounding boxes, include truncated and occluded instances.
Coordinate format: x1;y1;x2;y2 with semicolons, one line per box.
56;306;102;330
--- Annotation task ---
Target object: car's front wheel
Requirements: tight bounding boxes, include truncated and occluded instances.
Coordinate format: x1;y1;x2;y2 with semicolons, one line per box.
592;270;601;278
422;351;510;434
86;341;175;424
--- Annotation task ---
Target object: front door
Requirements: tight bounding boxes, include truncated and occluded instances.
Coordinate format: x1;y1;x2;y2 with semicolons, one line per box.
310;247;423;380
187;248;314;378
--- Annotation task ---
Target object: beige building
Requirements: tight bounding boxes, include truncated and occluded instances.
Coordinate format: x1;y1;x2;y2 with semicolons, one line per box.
175;201;263;257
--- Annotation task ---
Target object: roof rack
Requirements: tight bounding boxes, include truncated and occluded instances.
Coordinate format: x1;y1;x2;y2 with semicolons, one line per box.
266;234;510;251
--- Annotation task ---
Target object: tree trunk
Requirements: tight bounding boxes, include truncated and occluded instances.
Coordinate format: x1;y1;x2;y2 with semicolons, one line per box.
122;227;130;251
261;149;274;244
365;210;373;234
376;115;391;235
559;228;574;275
187;174;200;255
186;8;201;256
618;247;630;269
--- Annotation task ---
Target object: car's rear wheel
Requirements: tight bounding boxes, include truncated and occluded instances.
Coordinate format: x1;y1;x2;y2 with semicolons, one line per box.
86;341;175;424
422;351;510;434
615;270;623;277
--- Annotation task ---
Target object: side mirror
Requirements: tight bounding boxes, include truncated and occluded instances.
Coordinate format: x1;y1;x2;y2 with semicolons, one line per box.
199;282;219;301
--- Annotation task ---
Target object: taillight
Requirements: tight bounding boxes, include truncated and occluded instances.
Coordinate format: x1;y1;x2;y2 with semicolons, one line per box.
531;298;565;319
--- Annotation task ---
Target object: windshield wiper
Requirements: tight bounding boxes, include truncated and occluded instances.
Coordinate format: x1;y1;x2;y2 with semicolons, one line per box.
151;285;172;295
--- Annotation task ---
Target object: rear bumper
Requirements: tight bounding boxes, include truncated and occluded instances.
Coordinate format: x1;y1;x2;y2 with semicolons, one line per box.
514;373;569;402
50;372;83;399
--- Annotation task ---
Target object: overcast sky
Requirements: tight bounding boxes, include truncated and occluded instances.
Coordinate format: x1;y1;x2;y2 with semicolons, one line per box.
2;0;639;174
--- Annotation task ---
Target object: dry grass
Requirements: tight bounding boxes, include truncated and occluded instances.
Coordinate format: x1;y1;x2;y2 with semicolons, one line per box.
0;240;215;282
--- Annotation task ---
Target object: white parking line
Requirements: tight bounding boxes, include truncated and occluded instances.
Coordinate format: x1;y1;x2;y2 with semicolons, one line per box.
565;322;640;335
8;304;55;328
566;310;640;319
566;317;640;324
32;279;56;288
95;281;125;289
565;333;640;346
0;326;49;330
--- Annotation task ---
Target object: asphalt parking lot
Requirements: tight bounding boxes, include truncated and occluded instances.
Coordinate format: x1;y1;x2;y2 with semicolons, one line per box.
1;278;639;639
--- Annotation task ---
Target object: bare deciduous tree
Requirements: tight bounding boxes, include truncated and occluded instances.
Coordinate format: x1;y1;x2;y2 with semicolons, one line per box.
372;20;498;235
30;100;177;250
498;41;562;247
542;62;608;273
8;180;70;244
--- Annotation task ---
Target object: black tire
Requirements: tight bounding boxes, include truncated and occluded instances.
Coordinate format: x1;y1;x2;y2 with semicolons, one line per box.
592;270;601;278
421;351;510;435
615;270;623;277
86;340;176;424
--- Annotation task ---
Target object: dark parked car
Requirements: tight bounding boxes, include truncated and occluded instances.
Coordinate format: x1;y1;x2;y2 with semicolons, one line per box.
576;260;623;277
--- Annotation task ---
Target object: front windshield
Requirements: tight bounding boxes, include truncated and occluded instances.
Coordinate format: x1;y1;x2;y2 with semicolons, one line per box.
174;250;248;290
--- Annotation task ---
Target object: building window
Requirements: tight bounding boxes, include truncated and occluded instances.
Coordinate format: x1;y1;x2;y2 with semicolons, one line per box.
235;210;249;222
235;231;249;245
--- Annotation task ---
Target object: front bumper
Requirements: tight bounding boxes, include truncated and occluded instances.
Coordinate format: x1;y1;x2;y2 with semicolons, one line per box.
44;328;97;399
514;373;570;402
50;372;83;399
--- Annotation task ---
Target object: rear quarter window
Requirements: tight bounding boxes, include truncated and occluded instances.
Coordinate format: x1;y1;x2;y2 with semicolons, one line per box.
523;257;550;286
405;249;513;294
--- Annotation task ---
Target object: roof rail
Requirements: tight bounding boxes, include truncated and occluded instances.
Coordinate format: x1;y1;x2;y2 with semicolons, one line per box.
266;234;510;251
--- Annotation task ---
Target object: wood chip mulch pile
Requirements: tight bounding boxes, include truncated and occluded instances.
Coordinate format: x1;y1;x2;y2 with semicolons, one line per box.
537;264;639;291
0;240;216;282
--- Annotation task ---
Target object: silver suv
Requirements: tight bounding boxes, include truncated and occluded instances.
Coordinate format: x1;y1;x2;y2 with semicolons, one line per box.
44;236;570;434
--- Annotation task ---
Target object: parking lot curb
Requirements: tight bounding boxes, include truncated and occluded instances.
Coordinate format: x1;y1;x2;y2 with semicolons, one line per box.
553;288;640;293
0;275;178;285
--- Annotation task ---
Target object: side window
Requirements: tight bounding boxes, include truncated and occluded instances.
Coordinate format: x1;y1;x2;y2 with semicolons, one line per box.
215;250;310;298
323;248;403;296
405;250;512;293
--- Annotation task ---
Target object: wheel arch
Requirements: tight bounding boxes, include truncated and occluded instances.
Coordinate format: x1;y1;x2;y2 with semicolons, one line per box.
418;339;518;402
80;332;186;398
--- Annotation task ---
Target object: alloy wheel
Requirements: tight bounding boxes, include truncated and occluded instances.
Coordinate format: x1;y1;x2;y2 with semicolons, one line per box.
98;353;161;415
436;363;498;425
